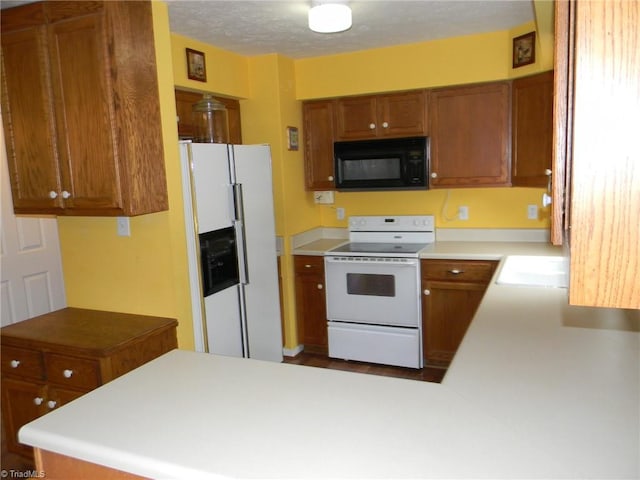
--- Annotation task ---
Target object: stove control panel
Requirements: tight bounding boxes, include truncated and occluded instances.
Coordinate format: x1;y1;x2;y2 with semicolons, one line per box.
348;215;434;232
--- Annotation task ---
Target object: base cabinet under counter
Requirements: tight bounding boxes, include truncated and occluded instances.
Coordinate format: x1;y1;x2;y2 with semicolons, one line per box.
1;307;178;458
294;255;328;353
421;259;498;366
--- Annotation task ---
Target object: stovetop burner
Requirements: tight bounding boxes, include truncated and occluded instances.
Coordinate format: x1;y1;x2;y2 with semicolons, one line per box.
325;215;435;258
328;242;427;256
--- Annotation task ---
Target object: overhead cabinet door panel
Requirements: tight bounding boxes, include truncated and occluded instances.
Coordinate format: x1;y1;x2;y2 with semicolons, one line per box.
48;13;122;211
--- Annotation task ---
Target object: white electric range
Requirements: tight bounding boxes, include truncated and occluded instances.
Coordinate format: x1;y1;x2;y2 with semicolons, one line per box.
324;215;435;368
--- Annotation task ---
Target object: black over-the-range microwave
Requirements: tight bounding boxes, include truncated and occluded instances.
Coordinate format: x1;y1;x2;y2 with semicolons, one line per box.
333;136;429;191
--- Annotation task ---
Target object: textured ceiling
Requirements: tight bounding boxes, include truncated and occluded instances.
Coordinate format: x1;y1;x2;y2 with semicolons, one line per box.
0;1;536;60
167;0;535;59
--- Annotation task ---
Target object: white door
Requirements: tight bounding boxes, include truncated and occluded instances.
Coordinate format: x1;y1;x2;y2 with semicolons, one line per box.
1;117;66;326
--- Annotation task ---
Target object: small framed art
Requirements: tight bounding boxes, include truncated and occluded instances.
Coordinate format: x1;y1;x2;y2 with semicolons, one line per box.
287;126;299;151
186;48;207;82
512;31;536;68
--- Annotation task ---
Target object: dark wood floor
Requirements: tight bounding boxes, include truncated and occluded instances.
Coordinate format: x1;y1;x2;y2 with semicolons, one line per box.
283;351;447;383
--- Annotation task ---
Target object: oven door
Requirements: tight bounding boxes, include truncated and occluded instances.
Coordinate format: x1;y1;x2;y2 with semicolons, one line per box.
324;256;421;327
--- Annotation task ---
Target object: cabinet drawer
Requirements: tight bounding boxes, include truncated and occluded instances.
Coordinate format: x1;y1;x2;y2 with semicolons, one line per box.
421;260;497;283
45;353;100;390
1;346;45;381
294;255;325;274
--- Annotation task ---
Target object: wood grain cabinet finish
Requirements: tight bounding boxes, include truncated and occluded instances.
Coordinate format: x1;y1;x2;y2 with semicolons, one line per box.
335;91;426;140
1;307;178;458
0;1;167;216
303;99;336;190
429;82;511;187
511;71;554;187
556;0;640;309
175;89;242;144
294;255;328;353
421;259;497;366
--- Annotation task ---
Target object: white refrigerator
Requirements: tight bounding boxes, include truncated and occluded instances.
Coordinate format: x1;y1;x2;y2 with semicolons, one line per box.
179;141;283;362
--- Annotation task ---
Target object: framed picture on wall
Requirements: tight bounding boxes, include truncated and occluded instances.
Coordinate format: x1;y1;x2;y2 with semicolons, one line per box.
512;31;536;68
186;48;207;82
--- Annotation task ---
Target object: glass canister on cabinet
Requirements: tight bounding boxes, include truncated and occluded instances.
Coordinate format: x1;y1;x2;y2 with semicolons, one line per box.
192;94;229;143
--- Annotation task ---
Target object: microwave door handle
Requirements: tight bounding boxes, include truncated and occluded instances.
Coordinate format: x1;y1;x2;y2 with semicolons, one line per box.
232;184;249;285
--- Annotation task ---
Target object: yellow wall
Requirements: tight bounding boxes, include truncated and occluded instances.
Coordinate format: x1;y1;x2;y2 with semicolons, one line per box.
56;5;554;353
57;2;195;350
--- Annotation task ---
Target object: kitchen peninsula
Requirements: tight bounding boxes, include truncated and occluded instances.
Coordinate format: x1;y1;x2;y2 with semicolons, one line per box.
19;242;639;479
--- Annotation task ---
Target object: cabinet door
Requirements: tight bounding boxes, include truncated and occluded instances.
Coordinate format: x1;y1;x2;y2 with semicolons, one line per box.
303;100;336;190
294;257;327;353
1;378;46;457
430;82;511;187
511;71;554;187
421;279;486;365
1;23;63;212
377;91;426;138
335;95;378;140
48;10;122;212
568;0;640;308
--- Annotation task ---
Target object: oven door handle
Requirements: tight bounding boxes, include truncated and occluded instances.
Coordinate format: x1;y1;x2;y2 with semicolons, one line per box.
324;256;419;266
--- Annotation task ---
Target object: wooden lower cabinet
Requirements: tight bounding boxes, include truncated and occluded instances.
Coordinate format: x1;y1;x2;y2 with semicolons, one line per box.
421;259;497;366
1;308;177;458
294;255;328;353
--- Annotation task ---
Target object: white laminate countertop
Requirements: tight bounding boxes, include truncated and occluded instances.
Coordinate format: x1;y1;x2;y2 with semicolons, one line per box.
20;241;640;479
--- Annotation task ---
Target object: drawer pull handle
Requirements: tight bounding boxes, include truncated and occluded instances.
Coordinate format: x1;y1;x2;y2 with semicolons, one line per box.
63;369;74;378
448;269;464;275
33;397;44;406
10;360;21;368
47;400;57;409
305;264;312;268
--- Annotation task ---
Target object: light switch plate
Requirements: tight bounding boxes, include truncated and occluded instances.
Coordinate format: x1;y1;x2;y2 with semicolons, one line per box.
458;206;469;220
117;217;131;237
527;204;538;220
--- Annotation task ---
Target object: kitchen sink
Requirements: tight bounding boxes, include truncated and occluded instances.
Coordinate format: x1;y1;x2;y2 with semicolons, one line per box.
496;255;568;288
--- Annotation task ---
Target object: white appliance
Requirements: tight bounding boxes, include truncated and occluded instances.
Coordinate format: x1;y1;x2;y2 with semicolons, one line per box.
324;215;435;368
179;141;283;362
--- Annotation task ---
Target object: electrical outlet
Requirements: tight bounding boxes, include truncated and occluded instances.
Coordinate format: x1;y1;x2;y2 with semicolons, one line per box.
458;206;469;221
117;217;131;237
527;204;538;220
314;191;335;204
336;207;345;220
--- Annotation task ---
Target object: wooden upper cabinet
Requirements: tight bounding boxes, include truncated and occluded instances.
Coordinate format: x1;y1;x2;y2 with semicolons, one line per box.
565;0;640;309
1;1;167;216
175;89;242;145
303;99;336;190
429;82;511;187
335;91;426;140
1;8;62;212
511;71;554;187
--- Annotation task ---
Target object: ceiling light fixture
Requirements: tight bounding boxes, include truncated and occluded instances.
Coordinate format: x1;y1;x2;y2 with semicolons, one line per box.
308;2;352;34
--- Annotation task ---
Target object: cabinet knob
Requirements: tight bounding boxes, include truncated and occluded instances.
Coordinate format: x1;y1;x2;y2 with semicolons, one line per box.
382;121;389;128
63;369;74;378
47;400;57;409
33;397;44;406
369;123;376;130
49;191;58;199
305;264;312;268
61;190;71;199
10;359;20;368
545;169;552;176
542;193;552;207
328;175;334;181
448;269;464;275
423;289;431;296
317;284;323;290
430;172;438;179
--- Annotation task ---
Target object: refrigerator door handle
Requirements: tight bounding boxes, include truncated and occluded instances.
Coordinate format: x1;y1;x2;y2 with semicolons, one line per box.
233;183;250;285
